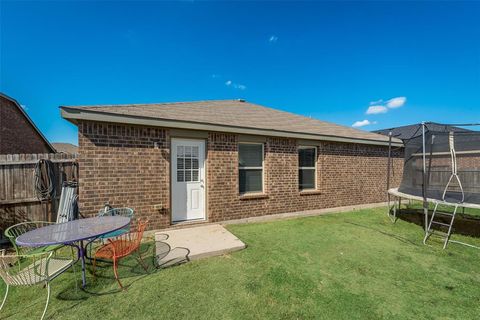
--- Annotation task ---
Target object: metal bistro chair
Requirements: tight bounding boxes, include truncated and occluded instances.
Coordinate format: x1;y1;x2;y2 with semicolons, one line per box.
87;207;134;259
0;250;75;320
4;222;62;256
5;184;78;255
92;219;148;289
97;207;134;239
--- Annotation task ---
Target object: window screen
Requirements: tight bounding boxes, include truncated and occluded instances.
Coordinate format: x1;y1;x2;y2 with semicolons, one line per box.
299;147;316;190
239;143;263;193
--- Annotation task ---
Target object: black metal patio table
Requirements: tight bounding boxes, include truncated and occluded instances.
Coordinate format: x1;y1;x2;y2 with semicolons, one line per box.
16;216;131;288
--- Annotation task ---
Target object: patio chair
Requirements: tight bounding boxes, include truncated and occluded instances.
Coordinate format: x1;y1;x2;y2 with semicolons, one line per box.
97;207;134;239
4;222;62;255
92;219;148;289
86;207;135;259
5;184;78;255
0;250;75;320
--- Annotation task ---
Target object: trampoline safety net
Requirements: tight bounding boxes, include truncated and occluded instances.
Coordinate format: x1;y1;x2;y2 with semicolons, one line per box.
398;125;480;204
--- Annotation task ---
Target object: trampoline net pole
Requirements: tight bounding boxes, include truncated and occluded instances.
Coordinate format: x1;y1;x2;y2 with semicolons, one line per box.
422;122;428;234
387;132;392;210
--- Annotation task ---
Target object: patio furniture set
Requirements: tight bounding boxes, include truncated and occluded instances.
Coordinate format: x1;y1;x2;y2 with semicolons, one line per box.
0;189;148;319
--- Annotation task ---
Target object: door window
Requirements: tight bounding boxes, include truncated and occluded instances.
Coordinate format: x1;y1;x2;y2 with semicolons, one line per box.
177;145;200;182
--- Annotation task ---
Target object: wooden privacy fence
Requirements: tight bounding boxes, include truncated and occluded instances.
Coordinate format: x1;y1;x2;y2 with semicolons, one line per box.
0;153;78;244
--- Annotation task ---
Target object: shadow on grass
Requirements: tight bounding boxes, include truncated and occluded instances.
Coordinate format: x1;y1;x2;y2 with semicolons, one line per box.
344;221;420;246
56;243;157;301
392;207;480;238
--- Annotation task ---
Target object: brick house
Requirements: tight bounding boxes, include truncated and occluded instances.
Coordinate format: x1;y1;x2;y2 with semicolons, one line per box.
61;100;404;229
0;93;55;154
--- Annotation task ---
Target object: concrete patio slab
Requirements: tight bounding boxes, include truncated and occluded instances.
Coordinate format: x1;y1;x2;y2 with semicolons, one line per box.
154;224;246;266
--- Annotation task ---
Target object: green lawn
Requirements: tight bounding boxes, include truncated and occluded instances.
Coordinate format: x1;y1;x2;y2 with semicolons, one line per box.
1;207;480;319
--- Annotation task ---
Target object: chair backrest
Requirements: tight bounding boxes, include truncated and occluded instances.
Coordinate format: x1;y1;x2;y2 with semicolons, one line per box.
0;251;52;286
4;222;55;255
57;183;78;224
108;219;148;257
133;219;148;247
98;207;134;218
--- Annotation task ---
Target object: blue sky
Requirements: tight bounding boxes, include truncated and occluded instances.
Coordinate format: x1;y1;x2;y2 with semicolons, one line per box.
1;1;479;145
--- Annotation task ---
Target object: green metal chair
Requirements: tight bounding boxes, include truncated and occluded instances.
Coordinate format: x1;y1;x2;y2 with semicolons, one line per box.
0;250;75;320
86;207;134;259
4;222;63;255
97;207;134;239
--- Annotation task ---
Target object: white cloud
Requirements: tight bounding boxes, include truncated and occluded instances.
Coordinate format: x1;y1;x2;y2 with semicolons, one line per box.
352;119;376;128
366;105;388;115
370;99;383;105
269;35;278;43
225;80;246;90
386;96;406;109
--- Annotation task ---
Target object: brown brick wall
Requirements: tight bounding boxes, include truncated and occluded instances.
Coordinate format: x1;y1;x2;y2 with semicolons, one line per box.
78;121;403;230
207;133;404;222
0;95;53;154
78;121;170;228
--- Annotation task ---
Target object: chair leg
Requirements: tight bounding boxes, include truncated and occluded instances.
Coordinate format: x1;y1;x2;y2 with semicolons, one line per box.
113;259;123;289
41;283;50;320
92;256;98;278
137;249;148;272
0;284;8;311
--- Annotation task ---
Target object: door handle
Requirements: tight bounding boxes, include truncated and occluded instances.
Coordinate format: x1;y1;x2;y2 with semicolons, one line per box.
200;179;205;188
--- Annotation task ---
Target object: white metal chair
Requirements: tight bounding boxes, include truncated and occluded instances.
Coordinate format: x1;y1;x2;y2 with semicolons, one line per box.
0;250;75;319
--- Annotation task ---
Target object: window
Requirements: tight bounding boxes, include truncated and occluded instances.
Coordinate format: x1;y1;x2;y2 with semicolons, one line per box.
239;143;263;194
176;145;200;182
299;146;316;190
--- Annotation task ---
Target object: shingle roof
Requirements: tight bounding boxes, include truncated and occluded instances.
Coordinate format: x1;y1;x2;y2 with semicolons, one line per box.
374;123;472;141
61;100;402;145
51;143;78;154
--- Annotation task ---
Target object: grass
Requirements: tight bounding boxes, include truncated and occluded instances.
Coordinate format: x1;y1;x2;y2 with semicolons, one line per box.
1;207;480;319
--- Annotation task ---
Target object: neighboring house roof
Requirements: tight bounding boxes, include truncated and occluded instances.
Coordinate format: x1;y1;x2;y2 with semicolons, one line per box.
0;92;55;153
51;142;78;154
374;122;473;141
61;99;403;147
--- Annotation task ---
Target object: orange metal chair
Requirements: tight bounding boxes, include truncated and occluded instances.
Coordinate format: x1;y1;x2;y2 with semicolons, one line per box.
92;219;149;289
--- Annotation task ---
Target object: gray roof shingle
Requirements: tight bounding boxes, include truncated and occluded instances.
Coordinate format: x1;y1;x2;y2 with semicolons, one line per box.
52;143;78;154
61;99;401;145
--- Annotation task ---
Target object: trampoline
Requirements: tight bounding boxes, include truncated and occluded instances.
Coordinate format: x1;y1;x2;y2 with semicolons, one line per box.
385;122;480;249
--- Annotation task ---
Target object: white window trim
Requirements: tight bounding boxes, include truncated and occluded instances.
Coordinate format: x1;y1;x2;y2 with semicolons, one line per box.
299;145;317;191
239;142;264;194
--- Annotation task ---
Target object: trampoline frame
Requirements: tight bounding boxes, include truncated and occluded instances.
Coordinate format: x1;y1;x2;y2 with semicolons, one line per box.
386;122;480;250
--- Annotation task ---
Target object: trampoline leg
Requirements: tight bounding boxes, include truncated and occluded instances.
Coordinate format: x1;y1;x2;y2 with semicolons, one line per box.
388;196;397;223
393;197;397;221
423;202;438;245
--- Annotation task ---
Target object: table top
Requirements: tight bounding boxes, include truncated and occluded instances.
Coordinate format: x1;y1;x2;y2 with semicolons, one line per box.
16;216;131;247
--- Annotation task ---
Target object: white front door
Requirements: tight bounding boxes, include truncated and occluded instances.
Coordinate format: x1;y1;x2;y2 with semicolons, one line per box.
171;138;206;222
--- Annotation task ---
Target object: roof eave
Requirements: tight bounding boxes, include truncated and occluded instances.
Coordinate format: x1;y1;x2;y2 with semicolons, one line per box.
60;107;404;147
